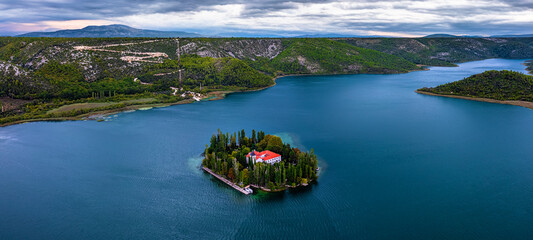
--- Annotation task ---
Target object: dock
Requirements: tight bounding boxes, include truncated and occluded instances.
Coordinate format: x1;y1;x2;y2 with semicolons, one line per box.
202;166;253;195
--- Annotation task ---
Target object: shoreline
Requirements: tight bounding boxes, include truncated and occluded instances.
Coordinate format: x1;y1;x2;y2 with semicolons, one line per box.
415;90;533;110
0;72;324;127
0;81;279;127
0;61;515;127
0;98;198;127
522;60;533;74
202;165;313;194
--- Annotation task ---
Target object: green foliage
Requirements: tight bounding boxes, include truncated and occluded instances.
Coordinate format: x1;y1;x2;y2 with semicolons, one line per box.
418;70;533;101
142;55;274;89
32;61;151;100
245;38;419;75
341;37;533;66
36;61;85;84
0;92;181;125
203;129;319;190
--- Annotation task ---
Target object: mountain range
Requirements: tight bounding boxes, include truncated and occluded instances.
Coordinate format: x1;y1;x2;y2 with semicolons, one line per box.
17;24;202;38
13;25;533;38
424;33;533;38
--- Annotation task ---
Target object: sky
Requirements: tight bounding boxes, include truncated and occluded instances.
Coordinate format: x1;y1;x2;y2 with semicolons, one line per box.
0;0;532;37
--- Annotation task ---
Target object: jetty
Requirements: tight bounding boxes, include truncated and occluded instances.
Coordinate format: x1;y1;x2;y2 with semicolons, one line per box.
202;166;253;195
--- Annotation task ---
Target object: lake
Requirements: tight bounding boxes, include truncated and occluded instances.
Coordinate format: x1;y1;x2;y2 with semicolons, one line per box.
1;59;533;239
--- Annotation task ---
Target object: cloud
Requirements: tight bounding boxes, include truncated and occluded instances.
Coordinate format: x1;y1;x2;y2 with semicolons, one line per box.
0;0;532;36
0;20;114;32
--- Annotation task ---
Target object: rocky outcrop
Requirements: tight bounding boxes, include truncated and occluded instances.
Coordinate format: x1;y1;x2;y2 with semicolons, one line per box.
180;39;283;60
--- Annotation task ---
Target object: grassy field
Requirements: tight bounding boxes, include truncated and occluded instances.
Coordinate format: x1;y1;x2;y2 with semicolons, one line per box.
47;98;156;114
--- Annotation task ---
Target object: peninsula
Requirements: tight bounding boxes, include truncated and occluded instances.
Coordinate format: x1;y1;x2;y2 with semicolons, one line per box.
202;130;318;194
417;70;533;110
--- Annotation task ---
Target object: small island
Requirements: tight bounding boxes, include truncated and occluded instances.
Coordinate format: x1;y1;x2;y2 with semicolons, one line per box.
417;70;533;110
202;129;319;194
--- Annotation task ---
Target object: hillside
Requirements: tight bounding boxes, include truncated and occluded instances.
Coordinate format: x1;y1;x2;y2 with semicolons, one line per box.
18;25;202;38
258;39;419;74
418;70;533;102
340;37;533;66
0;37;420;101
0;37;280;125
1;36;533;125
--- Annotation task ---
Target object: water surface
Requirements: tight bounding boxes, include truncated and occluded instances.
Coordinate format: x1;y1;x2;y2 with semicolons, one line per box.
1;59;533;239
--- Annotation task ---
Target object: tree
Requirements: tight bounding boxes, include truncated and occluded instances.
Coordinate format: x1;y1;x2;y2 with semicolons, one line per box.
251;130;257;144
230;133;237;149
242;168;249;185
228;168;235;181
238;171;244;184
266;135;283;153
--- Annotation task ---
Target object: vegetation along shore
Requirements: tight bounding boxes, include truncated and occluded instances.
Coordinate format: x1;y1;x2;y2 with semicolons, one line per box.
417;70;533;110
2;37;533;126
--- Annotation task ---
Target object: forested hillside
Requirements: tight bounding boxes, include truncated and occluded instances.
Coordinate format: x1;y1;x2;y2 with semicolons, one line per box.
341;38;533;66
140;55;273;89
244;39;419;74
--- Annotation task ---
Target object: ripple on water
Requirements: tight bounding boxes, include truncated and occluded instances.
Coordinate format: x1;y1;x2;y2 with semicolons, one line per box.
0;133;16;142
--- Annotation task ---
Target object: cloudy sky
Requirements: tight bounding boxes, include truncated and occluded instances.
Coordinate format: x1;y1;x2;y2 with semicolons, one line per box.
0;0;532;37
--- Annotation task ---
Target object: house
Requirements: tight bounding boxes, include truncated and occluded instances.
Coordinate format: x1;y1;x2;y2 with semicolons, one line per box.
246;150;281;164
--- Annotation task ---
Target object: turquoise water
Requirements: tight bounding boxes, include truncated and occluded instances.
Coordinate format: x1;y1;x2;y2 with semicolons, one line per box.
1;59;533;239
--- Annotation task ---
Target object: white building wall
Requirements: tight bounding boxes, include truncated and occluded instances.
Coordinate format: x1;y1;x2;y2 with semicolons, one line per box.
266;156;281;164
247;154;281;164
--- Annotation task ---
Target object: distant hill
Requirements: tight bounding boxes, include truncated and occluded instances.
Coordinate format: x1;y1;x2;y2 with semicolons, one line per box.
423;34;460;38
424;33;533;38
423;34;482;38
17;24;202;38
293;34;377;38
490;34;533;38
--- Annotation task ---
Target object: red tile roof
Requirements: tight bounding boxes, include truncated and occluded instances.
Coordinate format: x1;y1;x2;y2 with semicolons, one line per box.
247;150;281;161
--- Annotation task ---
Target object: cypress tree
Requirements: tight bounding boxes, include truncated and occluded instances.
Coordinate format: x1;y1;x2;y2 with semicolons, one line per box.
252;130;256;144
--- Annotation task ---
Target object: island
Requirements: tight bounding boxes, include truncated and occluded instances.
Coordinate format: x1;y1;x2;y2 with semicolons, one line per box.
416;70;533;110
202;129;319;194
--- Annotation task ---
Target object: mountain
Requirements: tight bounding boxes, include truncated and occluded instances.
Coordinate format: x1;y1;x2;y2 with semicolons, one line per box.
423;34;482;38
423;34;459;38
490;34;533;38
424;33;533;38
292;33;379;38
17;24;202;38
